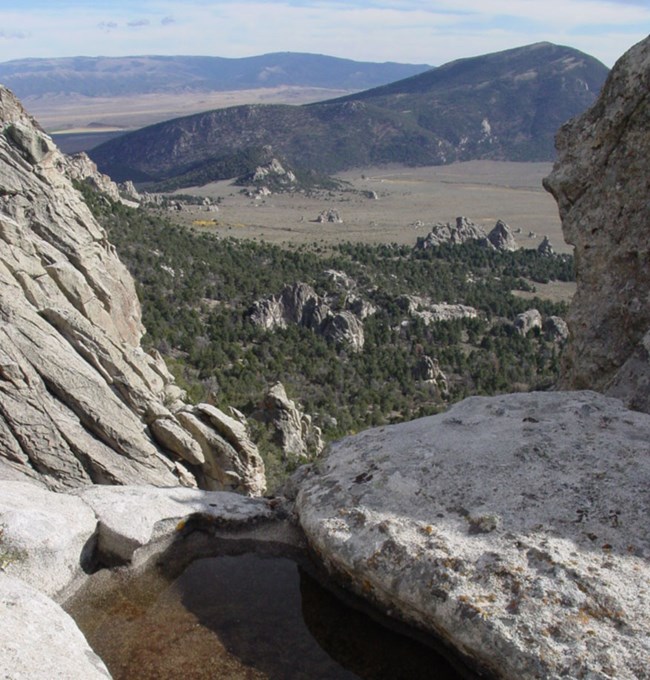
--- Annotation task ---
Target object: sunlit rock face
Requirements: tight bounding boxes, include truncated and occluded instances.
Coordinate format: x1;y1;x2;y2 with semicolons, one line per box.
0;86;265;495
544;36;650;413
295;391;650;680
295;38;650;680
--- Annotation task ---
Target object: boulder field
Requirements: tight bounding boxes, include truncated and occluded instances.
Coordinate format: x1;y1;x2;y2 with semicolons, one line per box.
1;34;650;680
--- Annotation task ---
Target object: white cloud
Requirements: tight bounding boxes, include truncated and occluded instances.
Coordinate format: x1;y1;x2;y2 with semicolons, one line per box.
0;0;647;66
97;21;118;31
0;30;29;40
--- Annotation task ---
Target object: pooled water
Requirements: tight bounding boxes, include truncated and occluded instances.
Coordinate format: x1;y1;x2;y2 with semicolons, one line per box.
67;552;474;679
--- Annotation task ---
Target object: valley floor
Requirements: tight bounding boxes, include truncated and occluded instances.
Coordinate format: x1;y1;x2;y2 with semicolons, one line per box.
167;160;572;255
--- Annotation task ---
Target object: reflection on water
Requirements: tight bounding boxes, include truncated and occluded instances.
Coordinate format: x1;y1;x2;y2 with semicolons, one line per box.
67;553;474;680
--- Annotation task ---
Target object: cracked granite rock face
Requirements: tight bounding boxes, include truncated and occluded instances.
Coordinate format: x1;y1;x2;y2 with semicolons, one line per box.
0;87;265;495
544;35;650;413
296;391;650;680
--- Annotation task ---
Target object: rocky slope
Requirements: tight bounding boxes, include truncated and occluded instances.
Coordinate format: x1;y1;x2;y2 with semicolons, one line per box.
89;43;608;185
294;36;650;680
0;86;265;495
544;36;650;414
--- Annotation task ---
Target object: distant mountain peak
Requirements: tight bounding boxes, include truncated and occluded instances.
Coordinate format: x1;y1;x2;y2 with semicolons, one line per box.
0;53;432;99
88;42;609;187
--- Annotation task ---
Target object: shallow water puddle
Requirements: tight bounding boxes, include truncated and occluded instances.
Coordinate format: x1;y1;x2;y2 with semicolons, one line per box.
67;553;472;679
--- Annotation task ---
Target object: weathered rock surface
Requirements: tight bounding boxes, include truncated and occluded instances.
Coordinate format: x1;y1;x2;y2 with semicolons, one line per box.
117;180;141;202
77;485;273;564
64;151;121;202
399;295;478;325
0;481;97;598
252;157;296;184
0;575;111;680
544;315;569;343
192;403;266;493
416;216;488;248
514;309;543;336
416;216;518;251
248;281;367;351
296;391;650;680
0;86;264;494
321;309;365;351
253;382;324;461
544;35;650;412
0;481;278;679
537;235;554;256
249;282;323;330
413;355;449;397
315;208;342;223
487;219;517;251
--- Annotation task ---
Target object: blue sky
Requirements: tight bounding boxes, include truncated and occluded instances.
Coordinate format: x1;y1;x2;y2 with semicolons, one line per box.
0;0;648;66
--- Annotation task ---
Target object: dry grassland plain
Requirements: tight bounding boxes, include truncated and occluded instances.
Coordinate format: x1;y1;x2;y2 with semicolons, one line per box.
174;160;576;303
175;160;567;251
25;88;353;132
26;88;571;263
28;83;574;303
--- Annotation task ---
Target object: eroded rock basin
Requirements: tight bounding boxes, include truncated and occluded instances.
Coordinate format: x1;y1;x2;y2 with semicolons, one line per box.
64;540;481;680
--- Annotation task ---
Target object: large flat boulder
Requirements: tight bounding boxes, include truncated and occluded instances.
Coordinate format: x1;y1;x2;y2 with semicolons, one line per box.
295;391;650;679
0;575;110;679
78;485;273;563
0;481;97;598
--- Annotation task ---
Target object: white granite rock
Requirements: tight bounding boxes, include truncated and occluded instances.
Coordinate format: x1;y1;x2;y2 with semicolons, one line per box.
77;485;273;563
0;575;110;679
0;86;265;493
296;391;650;680
0;481;97;598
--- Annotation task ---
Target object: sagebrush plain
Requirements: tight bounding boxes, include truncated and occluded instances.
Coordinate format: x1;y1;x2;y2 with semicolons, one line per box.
174;160;569;253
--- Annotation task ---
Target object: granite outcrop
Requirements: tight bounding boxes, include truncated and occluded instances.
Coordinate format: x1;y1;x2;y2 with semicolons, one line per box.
0;86;265;495
415;216;518;251
295;391;650;679
248;281;368;352
253;382;324;462
544;35;650;413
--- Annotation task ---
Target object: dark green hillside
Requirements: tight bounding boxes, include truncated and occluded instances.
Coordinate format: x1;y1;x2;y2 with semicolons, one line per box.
89;42;608;186
331;42;608;161
79;184;573;483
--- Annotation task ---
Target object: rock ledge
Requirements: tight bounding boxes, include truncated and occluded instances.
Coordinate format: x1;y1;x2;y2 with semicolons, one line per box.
296;391;650;680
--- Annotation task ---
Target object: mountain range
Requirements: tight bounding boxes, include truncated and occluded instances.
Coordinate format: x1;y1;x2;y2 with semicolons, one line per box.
0;53;431;98
87;42;609;186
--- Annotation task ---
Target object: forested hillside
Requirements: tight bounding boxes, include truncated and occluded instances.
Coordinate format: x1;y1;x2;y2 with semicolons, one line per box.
90;43;608;185
80;187;573;481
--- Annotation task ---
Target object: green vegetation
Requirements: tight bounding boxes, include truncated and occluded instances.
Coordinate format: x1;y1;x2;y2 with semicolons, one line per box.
80;184;572;463
0;525;27;571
